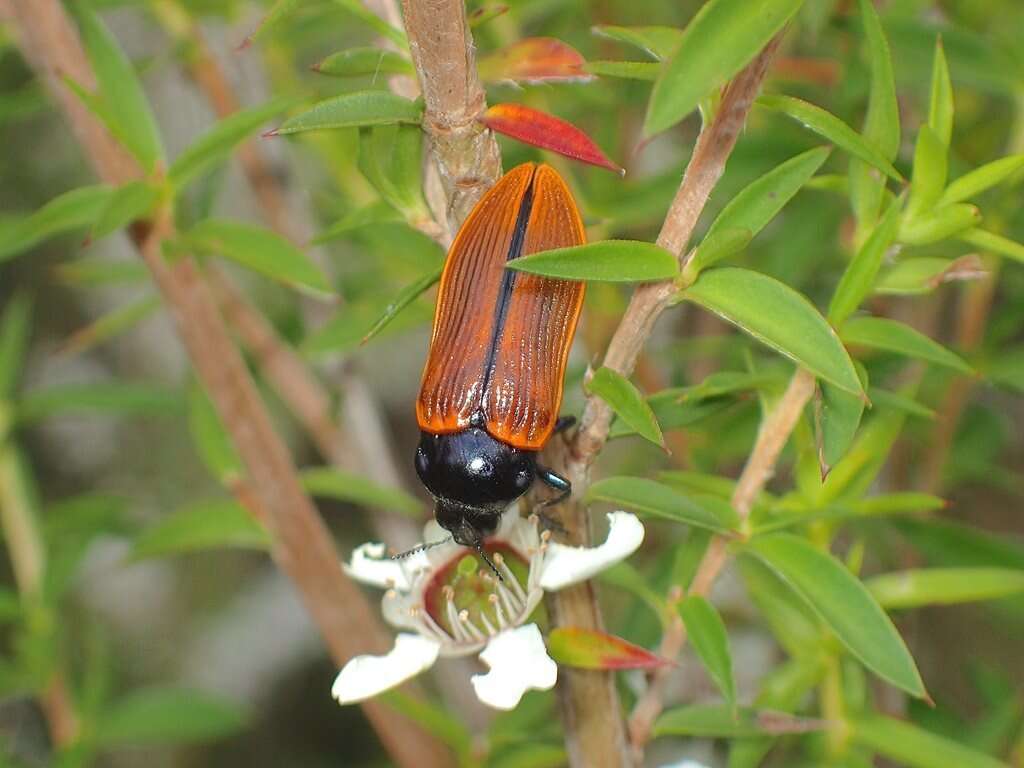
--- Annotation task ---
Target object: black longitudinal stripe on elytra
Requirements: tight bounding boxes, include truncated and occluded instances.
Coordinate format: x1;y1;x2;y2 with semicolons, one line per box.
477;171;536;415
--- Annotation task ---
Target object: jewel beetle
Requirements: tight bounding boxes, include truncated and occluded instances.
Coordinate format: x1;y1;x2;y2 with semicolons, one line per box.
412;162;585;562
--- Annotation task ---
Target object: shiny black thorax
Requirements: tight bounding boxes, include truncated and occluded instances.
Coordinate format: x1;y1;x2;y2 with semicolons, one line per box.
415;426;536;546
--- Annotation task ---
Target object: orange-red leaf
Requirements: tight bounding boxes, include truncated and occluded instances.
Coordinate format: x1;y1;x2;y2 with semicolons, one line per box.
547;627;672;670
480;103;624;174
477;38;592;84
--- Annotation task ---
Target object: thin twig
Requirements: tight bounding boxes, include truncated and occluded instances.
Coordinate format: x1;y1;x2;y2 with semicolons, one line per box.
541;37;785;768
626;367;816;754
401;0;501;233
6;3;449;764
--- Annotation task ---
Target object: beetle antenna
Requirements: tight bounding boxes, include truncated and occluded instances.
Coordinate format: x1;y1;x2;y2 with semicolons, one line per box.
390;536;451;560
476;542;504;582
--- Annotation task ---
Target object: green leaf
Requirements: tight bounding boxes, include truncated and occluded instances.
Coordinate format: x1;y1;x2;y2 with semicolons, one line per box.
584;60;660;81
867;568;1024;609
187;382;241;483
187;219;330;294
330;0;408;50
591;25;681;61
241;0;300;46
17;383;180;424
0;185;113;262
852;715;1007;768
313;200;404;244
90;181;159;241
757;95;901;180
645;0;803;135
586;367;664;448
828;192;902;326
874;255;985;296
272;91;421;135
300;467;423;517
314;47;414;77
360;124;428;217
738;549;825;657
841;316;972;374
690;147;831;279
742;533;927;698
585;476;738;533
76;6;164;170
547;627;671;670
898;203;980;246
682;267;862;395
654;704;825;738
60;295;161;357
55;258;149;287
939;155;1024;205
609;393;732;439
0;294;32;399
959;228;1024;265
507;240;678;282
928;37;953;147
131;499;268;560
687;227;752;276
361;266;442;345
379;690;473;758
679;596;736;707
302;297;432;356
169;97;294;188
817;377;865;475
894;518;1024;571
94;688;247;746
906;125;947;218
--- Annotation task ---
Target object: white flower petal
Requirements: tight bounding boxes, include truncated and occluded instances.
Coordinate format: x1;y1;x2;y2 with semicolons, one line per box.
343;542;418;590
332;634;440;705
470;624;557;710
539;511;644;591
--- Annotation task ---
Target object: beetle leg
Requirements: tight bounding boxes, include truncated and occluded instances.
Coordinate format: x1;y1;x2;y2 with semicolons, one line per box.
553;415;576;435
536;466;571;506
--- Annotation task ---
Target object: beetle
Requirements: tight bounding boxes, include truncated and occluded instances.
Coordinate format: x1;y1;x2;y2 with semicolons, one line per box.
411;162;586;565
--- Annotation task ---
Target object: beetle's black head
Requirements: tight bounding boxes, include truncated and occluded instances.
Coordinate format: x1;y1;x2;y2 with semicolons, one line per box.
435;501;501;548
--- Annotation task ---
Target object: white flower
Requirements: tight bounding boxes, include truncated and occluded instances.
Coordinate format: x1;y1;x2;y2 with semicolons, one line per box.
332;506;644;710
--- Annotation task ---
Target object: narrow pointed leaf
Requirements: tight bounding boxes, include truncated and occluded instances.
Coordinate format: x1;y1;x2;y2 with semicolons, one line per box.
272;92;421;135
187;219;330;294
56;258;149;287
828;194;902;325
330;0;408;50
959;228;1024;265
169;97;294;188
842;316;972;374
314;200;403;244
302;298;432;356
90;181;159;241
481;103;622;173
867;568;1024;610
94;688;247;746
187;382;241;483
77;7;164;170
361;267;441;345
477;38;590;83
644;0;804;135
757;95;901;180
584;61;660;81
313;48;414;78
240;0;300;47
906;124;947;217
686;227;752;277
682;267;862;395
817;376;866;475
17;383;179;423
507;240;677;282
693;147;831;278
655;705;826;738
0;185;113;262
585;476;738;533
60;296;161;357
586;367;664;448
679;596;736;707
939;155;1024;205
898;203;980;245
874;255;986;296
742;533;927;698
547;627;671;670
300;467;423;517
0;294;32;399
852;715;1007;768
928;38;953;147
591;25;681;61
131;500;267;560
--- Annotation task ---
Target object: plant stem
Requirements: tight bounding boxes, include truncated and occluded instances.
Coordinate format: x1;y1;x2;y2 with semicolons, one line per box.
6;3;449;764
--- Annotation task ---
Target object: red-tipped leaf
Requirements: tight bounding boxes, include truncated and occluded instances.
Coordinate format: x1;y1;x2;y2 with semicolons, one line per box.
547;627;672;670
480;103;623;174
477;38;592;84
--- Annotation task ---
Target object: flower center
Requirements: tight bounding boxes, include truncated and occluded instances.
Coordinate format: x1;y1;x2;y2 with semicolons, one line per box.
423;542;532;642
